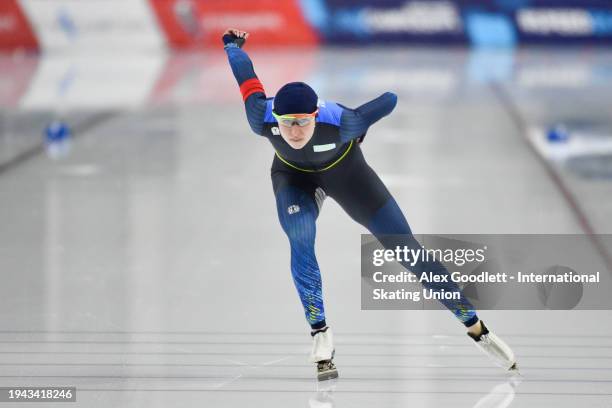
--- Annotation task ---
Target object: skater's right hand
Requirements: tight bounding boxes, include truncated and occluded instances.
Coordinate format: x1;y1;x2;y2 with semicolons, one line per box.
222;28;249;48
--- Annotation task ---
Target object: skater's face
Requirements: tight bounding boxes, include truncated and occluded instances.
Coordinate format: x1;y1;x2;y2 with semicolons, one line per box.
275;112;317;149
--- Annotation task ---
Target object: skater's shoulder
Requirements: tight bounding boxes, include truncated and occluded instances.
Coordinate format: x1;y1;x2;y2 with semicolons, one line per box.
315;100;342;127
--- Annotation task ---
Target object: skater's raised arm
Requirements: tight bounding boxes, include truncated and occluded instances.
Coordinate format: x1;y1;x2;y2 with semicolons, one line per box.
223;28;267;135
339;92;398;143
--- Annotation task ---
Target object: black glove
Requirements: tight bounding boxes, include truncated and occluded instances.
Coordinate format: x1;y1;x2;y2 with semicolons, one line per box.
222;33;245;48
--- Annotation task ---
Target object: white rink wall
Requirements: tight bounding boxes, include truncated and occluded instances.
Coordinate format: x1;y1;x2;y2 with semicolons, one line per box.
18;0;166;53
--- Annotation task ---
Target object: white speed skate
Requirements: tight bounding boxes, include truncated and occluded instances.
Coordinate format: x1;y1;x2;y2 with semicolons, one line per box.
310;327;339;381
469;321;518;372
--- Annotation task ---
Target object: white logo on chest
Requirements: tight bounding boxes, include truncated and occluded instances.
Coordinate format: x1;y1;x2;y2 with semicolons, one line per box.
287;205;300;215
313;143;336;153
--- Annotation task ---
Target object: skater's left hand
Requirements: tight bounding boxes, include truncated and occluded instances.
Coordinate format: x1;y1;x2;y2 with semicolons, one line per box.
222;28;249;48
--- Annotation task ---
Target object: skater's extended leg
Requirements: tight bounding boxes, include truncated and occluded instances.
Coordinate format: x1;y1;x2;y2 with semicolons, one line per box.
366;200;494;340
324;145;516;370
325;146;478;327
366;197;479;327
367;199;517;370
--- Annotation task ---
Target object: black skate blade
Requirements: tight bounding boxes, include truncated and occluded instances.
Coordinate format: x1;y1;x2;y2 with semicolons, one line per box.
317;368;339;381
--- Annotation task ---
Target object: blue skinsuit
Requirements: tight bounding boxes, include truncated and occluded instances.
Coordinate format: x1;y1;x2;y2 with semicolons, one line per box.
225;43;478;329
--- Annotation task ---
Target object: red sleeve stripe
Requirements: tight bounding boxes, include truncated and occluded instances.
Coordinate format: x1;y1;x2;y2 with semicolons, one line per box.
240;78;265;101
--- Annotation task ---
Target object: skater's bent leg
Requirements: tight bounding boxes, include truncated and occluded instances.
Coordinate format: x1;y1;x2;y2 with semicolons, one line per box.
367;197;480;328
275;185;327;330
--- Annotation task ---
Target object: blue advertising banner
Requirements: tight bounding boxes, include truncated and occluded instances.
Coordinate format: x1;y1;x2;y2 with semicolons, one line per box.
298;0;612;46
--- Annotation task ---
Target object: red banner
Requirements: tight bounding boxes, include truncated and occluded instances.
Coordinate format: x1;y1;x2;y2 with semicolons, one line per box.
149;0;318;48
0;0;38;51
